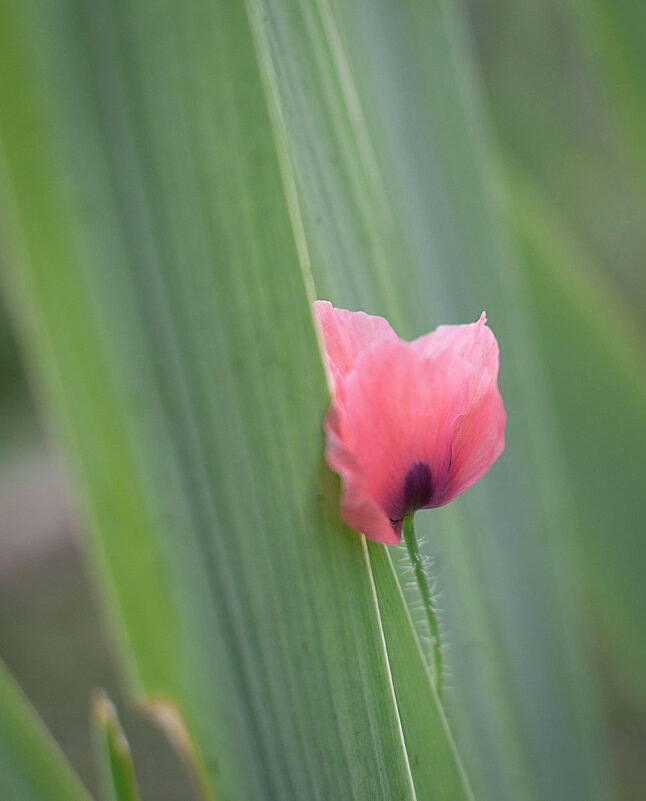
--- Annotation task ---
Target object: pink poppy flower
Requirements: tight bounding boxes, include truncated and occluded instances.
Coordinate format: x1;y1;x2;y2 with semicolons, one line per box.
314;301;506;545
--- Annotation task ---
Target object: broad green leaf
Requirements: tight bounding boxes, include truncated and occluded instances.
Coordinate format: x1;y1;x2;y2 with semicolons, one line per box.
92;692;142;801
508;169;646;706
464;0;646;332
0;661;92;801
366;542;474;801
247;1;613;800
462;0;646;722
566;0;646;193
246;5;475;795
0;1;470;799
465;0;645;717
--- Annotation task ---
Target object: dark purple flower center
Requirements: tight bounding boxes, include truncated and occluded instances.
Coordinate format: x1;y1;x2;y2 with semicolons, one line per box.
403;460;433;515
388;461;434;533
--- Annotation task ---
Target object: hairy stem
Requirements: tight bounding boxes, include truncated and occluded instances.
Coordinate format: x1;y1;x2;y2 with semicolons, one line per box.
402;513;442;698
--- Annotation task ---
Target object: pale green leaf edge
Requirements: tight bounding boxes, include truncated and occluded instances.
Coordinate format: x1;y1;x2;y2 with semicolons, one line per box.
92;691;143;801
0;660;93;801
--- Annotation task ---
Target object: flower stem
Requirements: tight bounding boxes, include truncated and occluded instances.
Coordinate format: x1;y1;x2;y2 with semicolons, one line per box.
402;513;442;698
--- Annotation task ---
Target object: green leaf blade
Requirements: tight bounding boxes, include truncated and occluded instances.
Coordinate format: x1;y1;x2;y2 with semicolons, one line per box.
0;662;93;801
509;167;646;705
0;1;433;799
92;692;142;801
366;542;474;801
246;1;614;800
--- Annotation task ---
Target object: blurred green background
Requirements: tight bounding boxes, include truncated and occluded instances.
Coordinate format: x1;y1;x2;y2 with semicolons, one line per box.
0;0;644;799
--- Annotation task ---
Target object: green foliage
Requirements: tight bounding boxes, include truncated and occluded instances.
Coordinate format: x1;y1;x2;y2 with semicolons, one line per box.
0;0;469;799
92;692;142;801
465;0;646;783
0;0;642;799
509;170;646;705
0;662;92;801
367;543;474;800
248;2;613;799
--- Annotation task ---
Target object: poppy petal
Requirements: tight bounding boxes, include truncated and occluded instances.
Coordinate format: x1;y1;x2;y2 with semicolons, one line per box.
313;301;396;382
423;313;506;503
324;403;400;544
316;303;506;542
333;338;472;535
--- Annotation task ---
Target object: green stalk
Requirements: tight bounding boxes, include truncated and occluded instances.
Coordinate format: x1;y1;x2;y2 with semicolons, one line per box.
402;514;442;698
